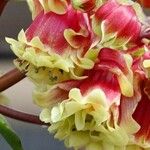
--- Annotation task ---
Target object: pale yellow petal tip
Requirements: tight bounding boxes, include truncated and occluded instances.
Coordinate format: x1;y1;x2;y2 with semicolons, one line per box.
51;106;63;123
143;60;150;68
64;29;87;49
18;29;27;43
71;55;94;70
118;74;133;97
48;0;68;14
5;37;12;44
40;108;51;123
39;0;68;14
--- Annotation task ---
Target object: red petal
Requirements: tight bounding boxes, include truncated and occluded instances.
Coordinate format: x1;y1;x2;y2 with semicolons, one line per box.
95;48;128;74
95;0;120;20
26;7;91;54
95;0;141;43
133;80;150;141
79;69;120;104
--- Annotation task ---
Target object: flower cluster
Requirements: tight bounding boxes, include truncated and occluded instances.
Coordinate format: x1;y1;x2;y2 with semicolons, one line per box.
6;0;150;149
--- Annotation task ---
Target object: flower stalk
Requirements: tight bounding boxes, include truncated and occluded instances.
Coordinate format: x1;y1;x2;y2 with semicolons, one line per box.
0;68;26;92
0;0;8;15
0;104;45;125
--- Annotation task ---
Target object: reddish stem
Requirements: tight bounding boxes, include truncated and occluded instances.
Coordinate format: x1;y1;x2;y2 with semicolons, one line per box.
0;69;48;125
0;0;8;15
0;1;48;126
0;68;26;92
0;105;48;125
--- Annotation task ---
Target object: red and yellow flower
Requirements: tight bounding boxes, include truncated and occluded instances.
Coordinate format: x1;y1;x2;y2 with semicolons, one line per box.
39;48;134;149
6;0;150;150
6;6;93;85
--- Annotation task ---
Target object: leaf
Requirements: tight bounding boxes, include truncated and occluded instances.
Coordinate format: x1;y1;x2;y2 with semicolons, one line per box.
0;114;24;150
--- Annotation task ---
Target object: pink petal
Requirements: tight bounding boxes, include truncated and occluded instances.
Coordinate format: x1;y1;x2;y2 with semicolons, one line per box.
95;0;141;43
33;0;43;16
95;48;128;73
79;69;121;105
26;7;91;54
95;0;120;21
133;80;150;141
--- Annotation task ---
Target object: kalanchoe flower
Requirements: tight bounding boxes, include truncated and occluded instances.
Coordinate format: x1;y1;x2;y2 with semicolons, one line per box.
40;73;128;150
6;7;93;84
35;48;134;107
39;48;134;149
92;0;143;49
27;0;70;18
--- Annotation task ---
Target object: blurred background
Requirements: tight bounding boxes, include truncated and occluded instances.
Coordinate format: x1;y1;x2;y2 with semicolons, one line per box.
0;1;66;150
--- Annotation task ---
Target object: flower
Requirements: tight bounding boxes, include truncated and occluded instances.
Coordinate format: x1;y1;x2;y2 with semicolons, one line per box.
92;0;143;49
6;6;93;85
39;48;134;149
4;0;150;149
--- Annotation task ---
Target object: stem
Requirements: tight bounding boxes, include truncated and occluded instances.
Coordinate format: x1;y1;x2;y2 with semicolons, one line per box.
0;0;8;15
0;68;26;92
0;70;49;125
0;104;48;125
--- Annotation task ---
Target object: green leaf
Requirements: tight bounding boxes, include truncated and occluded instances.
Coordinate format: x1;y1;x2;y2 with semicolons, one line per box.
0;114;24;150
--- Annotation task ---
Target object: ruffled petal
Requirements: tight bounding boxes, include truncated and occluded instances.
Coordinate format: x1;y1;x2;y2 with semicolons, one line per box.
132;80;150;149
40;0;69;14
95;48;134;97
93;0;142;49
40;78;126;149
33;80;80;107
6;8;93;84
